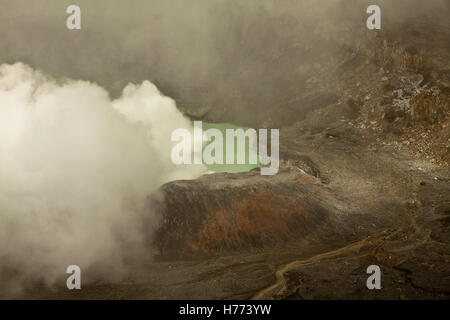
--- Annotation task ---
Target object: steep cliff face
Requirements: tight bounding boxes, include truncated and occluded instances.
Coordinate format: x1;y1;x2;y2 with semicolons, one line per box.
152;170;329;257
153;170;335;258
152;170;398;258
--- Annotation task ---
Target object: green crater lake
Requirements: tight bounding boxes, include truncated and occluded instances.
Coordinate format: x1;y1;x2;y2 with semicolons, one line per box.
201;122;261;174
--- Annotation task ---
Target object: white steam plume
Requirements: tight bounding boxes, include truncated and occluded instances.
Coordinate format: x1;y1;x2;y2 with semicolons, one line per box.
0;63;205;294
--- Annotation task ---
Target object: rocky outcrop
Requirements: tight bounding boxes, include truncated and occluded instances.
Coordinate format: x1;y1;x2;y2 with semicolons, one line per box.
151;124;405;259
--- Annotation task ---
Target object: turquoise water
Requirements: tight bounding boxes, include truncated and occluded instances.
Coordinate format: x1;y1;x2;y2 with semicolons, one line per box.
201;122;261;173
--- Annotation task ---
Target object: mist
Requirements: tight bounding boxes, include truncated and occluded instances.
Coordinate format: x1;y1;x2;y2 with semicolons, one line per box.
0;0;448;126
0;62;205;294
